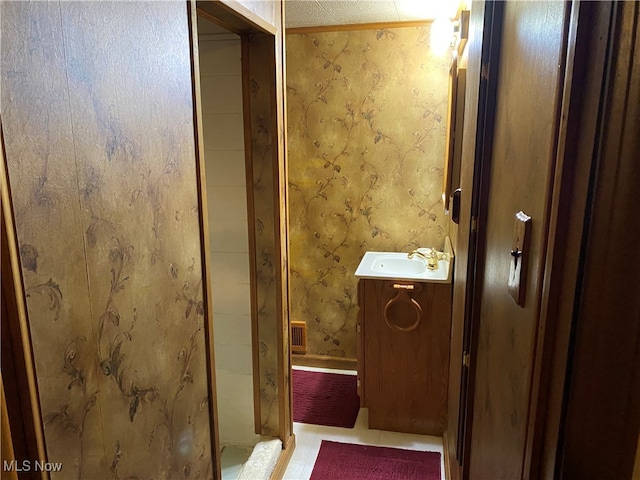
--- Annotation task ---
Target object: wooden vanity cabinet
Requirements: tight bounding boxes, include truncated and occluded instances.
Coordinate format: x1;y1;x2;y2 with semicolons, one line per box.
356;278;451;436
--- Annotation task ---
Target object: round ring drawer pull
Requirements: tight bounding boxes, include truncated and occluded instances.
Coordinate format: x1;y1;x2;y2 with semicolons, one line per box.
383;287;422;332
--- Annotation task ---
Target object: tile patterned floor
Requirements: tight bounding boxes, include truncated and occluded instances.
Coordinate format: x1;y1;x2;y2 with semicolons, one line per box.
220;445;253;480
284;366;445;480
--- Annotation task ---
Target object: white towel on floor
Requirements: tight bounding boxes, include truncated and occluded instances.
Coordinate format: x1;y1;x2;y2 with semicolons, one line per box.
238;438;282;480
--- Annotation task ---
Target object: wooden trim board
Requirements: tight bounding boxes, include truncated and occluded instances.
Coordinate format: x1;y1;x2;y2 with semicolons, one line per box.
292;354;357;372
197;1;276;35
188;2;222;477
269;434;295;480
286;20;433;35
1;123;49;478
239;32;263;436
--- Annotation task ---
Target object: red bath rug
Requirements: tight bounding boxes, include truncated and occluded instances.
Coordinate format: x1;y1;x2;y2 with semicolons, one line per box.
292;369;360;428
310;440;441;480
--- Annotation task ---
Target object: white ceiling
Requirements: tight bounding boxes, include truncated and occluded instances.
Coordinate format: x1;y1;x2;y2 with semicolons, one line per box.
285;0;460;29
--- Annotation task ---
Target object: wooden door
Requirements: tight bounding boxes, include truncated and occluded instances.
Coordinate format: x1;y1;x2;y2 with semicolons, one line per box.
466;1;570;478
446;2;503;476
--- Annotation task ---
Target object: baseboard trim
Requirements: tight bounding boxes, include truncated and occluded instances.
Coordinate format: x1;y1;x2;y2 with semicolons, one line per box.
269;434;295;480
291;353;357;371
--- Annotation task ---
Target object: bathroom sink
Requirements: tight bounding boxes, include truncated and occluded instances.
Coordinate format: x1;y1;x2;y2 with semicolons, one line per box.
370;256;428;275
355;237;454;283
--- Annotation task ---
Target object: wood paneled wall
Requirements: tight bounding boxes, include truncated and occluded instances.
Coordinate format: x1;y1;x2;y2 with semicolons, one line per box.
2;2;215;477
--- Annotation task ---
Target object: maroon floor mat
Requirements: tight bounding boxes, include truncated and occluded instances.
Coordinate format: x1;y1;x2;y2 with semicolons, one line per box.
310;440;441;480
292;369;360;428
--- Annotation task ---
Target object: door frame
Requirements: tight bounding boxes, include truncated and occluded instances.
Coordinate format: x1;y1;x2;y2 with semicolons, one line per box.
522;2;611;476
531;2;640;477
459;2;504;474
445;1;504;477
1;123;50;480
190;0;293;475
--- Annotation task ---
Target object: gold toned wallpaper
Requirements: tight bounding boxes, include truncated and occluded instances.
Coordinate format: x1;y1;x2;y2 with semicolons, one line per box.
286;27;451;357
2;2;213;478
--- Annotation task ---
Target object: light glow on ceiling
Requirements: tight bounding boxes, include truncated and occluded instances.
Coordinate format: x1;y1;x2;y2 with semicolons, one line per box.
430;17;455;55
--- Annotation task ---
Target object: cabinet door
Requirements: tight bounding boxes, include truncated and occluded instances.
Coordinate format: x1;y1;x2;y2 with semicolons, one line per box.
363;280;450;436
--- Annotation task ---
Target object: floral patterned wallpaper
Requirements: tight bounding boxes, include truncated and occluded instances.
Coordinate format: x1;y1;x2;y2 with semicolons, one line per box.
3;2;214;478
286;27;451;358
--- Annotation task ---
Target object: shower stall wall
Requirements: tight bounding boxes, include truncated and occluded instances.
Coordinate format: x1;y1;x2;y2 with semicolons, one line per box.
198;27;259;448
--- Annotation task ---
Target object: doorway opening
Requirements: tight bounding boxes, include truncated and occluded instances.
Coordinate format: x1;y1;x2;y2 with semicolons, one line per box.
193;2;292;476
197;15;264;477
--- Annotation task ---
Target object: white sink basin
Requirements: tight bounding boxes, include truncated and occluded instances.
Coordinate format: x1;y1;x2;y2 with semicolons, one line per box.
371;256;428;275
355;237;454;283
